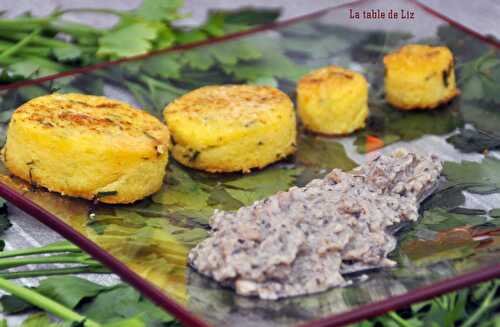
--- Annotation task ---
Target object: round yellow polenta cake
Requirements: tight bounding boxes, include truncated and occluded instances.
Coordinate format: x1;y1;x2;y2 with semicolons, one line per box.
2;93;170;204
384;44;459;110
297;65;369;135
163;85;296;173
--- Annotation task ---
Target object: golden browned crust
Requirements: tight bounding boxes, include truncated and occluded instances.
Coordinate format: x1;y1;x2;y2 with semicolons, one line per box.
13;93;167;145
298;67;355;87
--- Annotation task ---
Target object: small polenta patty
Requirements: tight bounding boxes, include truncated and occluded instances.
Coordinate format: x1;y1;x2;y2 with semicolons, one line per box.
164;85;296;173
384;44;459;110
297;65;369;135
2;93;170;204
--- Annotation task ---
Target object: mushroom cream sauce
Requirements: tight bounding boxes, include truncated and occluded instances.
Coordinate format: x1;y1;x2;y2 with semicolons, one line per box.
189;149;442;300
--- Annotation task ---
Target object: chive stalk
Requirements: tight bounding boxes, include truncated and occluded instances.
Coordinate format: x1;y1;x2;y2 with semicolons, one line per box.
0;28;41;60
462;283;500;327
0;17;53;32
57;7;130;18
0;43;52;57
0;242;80;259
0;254;101;270
0;276;101;327
2;33;76;49
387;311;414;327
48;20;103;38
0;266;110;279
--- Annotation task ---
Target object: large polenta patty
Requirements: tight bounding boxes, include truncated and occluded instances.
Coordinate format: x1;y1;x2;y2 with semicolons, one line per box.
164;85;297;173
2;93;170;204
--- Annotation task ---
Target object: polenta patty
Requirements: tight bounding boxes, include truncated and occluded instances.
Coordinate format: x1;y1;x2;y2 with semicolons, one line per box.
384;44;459;110
164;85;297;173
2;93;170;204
297;65;369;135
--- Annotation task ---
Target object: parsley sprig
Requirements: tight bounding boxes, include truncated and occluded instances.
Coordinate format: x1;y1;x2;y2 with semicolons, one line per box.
0;0;280;83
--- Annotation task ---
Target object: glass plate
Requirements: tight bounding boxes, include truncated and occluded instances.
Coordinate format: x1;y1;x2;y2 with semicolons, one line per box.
0;0;499;326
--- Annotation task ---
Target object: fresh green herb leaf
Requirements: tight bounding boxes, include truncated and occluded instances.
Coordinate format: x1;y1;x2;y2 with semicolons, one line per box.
97;23;158;59
4;59;61;81
152;24;176;49
223;167;303;206
459;52;500;104
437;24;489;61
217;8;280;32
58;75;104;96
296;135;357;171
152;164;210;210
282;32;350;59
209;40;263;65
151;163;302;221
206;185;244;211
36;276;108;309
489;208;500;218
52;46;82;62
459;103;500;136
81;286;139;323
180;38;262;71
141;53;182;79
295;135;357;184
179;49;215;70
421;185;466;211
175;29;208;45
447;128;500;153
420;208;487;231
221;38;309;82
81;285;174;325
0;293;33;314
134;0;184;22
350;30;412;63
200;13;225;37
444;157;500;190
